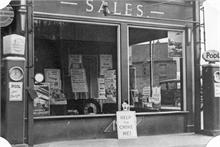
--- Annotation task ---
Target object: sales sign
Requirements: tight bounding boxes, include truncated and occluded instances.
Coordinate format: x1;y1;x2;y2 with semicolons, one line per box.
116;111;137;139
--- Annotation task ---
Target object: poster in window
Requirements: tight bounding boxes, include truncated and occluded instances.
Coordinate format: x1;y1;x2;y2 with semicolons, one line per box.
168;31;183;58
149;87;161;109
70;68;88;92
34;83;50;116
104;70;116;103
44;68;61;89
97;78;106;99
68;54;82;74
100;54;112;75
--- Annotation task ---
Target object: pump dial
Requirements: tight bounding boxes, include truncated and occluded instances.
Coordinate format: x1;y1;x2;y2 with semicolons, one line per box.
9;66;24;81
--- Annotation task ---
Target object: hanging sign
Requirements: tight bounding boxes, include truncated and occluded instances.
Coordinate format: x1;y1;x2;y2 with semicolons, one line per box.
202;50;220;63
0;5;14;27
9;82;23;101
116;111;137;139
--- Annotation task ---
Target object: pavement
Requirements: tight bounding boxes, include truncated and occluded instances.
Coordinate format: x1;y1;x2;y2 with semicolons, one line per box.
34;133;214;147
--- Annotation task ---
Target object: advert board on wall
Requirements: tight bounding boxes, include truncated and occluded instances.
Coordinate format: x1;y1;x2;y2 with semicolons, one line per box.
116;111;137;139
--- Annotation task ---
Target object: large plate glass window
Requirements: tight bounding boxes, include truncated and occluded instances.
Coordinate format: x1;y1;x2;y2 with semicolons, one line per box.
129;27;184;112
34;19;119;116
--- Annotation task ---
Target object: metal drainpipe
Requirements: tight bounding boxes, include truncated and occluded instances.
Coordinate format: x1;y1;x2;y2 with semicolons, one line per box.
24;0;34;146
193;0;202;134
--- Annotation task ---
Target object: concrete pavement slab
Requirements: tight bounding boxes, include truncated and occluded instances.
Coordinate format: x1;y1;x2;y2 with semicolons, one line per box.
34;133;213;147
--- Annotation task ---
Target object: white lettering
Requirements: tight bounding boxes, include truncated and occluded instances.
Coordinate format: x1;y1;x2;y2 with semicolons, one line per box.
113;2;121;15
98;1;107;13
86;0;93;12
137;5;143;17
125;3;132;16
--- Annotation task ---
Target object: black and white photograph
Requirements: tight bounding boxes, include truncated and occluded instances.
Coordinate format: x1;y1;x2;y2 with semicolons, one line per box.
0;0;220;147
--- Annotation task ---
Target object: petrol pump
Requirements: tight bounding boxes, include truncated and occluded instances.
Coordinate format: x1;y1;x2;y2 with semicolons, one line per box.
202;50;220;136
1;34;26;144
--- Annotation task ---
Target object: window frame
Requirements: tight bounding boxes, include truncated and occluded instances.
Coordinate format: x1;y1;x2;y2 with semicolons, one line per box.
127;25;186;111
33;17;121;117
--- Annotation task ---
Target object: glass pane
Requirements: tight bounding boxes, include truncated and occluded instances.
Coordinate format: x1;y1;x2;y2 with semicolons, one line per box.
34;20;118;116
129;27;183;112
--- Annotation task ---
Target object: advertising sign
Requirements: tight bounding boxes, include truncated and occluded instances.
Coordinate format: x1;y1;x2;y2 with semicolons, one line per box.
3;34;25;55
104;70;116;103
150;87;161;105
9;82;23;101
97;78;106;99
44;68;61;89
70;68;88;92
68;54;82;74
150;87;161;109
116;111;137;139
34;83;50;116
143;86;150;96
34;0;188;22
100;54;112;75
168;31;183;58
202;50;220;63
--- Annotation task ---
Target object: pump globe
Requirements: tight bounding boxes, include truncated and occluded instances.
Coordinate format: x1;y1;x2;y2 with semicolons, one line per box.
206;135;220;147
0;0;11;9
0;137;11;147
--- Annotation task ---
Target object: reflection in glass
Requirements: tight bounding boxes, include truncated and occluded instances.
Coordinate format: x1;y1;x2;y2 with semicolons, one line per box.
34;20;118;116
129;27;183;112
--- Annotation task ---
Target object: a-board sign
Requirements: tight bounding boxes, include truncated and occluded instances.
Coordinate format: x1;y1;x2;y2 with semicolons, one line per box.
116;111;137;139
202;50;220;63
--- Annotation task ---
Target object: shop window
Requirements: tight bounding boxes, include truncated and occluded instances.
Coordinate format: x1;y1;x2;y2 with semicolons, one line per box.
129;27;183;111
33;20;118;116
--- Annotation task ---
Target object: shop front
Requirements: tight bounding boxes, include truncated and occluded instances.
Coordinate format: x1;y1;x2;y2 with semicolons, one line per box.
1;0;201;146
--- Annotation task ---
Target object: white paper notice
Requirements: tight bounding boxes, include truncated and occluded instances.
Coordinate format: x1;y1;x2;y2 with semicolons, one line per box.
116;111;137;139
214;83;220;97
9;82;23;101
